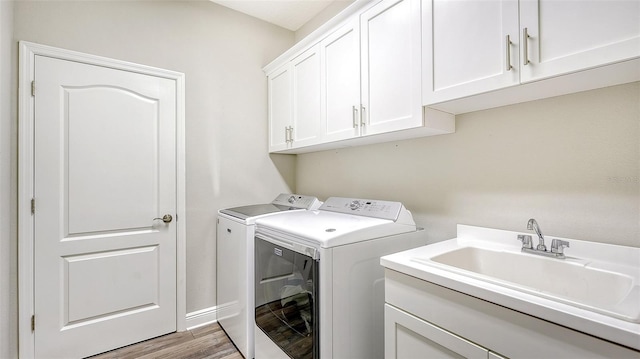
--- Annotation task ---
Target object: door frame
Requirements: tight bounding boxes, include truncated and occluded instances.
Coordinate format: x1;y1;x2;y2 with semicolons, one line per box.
17;41;187;358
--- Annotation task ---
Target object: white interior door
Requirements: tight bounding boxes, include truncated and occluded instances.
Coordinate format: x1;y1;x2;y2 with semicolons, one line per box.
34;55;177;358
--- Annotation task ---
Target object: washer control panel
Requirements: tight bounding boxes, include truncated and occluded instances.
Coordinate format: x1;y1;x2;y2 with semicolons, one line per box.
272;193;322;210
320;197;403;221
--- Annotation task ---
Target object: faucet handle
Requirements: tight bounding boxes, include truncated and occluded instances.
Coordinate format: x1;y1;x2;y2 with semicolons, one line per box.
518;234;533;249
551;239;570;254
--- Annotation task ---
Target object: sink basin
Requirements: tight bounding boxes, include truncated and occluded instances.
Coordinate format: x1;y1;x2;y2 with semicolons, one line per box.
412;245;640;323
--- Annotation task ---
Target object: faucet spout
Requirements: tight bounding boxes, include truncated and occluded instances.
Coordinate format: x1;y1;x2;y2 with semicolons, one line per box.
519;218;567;259
527;218;546;251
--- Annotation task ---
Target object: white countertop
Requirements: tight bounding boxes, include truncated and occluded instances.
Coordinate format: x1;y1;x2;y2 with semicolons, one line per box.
380;224;640;351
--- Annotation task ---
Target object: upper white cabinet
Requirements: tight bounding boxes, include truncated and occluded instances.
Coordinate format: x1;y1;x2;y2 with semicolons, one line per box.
320;0;424;143
267;45;322;151
519;0;640;82
423;0;520;103
423;0;640;112
360;0;423;136
267;63;291;152
265;0;454;154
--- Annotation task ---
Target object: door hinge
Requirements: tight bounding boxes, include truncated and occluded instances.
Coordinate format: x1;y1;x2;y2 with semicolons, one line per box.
31;315;35;332
31;198;35;215
31;81;35;97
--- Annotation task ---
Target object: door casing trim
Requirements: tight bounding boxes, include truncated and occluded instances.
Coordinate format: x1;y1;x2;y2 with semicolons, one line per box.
18;41;187;358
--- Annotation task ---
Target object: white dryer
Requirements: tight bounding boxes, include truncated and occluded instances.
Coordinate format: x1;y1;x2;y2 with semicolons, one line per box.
217;194;321;359
253;197;426;359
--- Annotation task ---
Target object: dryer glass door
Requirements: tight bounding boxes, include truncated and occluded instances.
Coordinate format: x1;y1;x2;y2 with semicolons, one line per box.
255;236;319;359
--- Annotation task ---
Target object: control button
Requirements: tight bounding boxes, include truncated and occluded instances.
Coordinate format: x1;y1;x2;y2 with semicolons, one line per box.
349;200;361;210
288;196;296;204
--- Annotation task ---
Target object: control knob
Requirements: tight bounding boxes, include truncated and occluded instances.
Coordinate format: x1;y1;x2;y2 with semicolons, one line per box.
349;200;361;210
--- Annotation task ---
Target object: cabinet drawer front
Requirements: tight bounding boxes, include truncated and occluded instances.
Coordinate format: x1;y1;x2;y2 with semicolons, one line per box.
385;304;488;359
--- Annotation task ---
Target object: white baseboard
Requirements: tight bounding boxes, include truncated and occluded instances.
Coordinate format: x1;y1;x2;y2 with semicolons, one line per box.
185;306;217;330
185;302;238;330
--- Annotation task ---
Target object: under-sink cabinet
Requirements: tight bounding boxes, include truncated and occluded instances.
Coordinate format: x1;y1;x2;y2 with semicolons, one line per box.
422;0;640;113
383;269;640;359
385;304;506;359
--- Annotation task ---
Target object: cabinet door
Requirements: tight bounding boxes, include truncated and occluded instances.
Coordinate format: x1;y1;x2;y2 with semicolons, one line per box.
291;45;322;148
361;0;423;136
267;64;291;152
423;0;519;105
385;304;488;359
321;18;361;143
520;0;640;83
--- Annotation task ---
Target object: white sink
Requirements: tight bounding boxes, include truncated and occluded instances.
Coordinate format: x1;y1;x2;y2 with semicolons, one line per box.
380;224;640;350
413;246;640;323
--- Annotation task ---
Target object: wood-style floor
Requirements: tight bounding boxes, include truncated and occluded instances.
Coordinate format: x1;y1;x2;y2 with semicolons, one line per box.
89;322;243;359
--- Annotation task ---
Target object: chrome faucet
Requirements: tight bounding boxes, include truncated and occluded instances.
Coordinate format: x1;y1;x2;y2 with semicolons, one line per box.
518;219;569;259
527;218;546;251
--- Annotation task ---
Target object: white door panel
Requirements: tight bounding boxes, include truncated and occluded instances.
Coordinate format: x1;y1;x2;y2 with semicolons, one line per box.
34;55;177;358
64;245;159;323
424;0;519;104
292;45;322;147
321;19;361;142
268;65;291;151
66;86;159;234
361;0;423;136
520;0;640;82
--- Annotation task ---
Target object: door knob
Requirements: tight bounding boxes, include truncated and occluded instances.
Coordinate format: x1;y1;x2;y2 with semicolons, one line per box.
153;214;173;223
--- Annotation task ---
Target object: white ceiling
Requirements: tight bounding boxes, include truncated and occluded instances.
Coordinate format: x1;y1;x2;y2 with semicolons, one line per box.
210;0;337;31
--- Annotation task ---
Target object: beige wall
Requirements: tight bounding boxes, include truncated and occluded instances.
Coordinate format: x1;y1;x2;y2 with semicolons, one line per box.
3;1;639;356
295;0;354;42
297;83;640;247
3;1;295;354
1;1;16;357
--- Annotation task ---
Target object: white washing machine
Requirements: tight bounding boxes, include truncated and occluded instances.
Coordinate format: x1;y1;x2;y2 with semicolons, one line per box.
217;194;322;359
253;197;426;359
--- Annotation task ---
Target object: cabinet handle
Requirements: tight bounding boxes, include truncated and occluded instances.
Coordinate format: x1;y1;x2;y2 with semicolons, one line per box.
360;105;366;126
285;126;293;143
523;27;530;66
506;35;512;71
352;105;359;128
